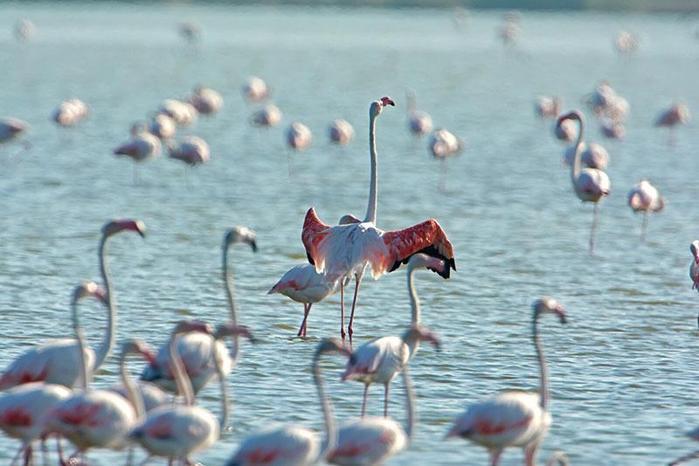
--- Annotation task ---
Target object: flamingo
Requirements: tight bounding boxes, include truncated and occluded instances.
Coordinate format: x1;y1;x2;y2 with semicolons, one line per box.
553;119;575;143
0;118;30;155
287;122;313;151
534;97;561;119
446;297;568;466
46;283;145;461
114;125;161;181
669;426;699;465
342;254;444;417
406;90;433;136
159;99;198;127
655;103;690;144
557;110;610;254
327;364;417;465
329;119;354;145
563;142;608;170
225;338;350;466
302;97;456;342
627;180;664;241
168;135;211;166
141;227;257;394
498;19;520;47
0;219;145;390
189;86;223;115
615;31;639;54
14;19;35;41
600;118;625;140
148;114;176;140
689;241;699;327
251;104;282;127
52;99;89;127
242;76;270;103
428;129;463;159
130;321;247;463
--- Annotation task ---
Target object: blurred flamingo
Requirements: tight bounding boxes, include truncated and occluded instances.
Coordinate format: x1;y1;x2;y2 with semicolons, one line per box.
148;114;176;140
251;104;282;127
242;76;270;103
14;19;35;41
627;180;664;241
52;99;89;127
655;103;690;144
329;119;354;145
159;99;198;127
114;125;162;182
168;136;211;166
189;86;223;115
0;118;31;155
563;142;608;170
534;96;561;119
287;122;312;151
406;90;433;136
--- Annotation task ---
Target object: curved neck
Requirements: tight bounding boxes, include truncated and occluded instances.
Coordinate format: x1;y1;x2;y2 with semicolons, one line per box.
314;353;336;459
365;109;378;224
120;352;145;419
532;314;549;411
169;334;195;406
222;245;241;364
212;343;229;431
95;236;116;372
569;115;584;184
72;300;90;391
407;267;421;326
401;366;415;440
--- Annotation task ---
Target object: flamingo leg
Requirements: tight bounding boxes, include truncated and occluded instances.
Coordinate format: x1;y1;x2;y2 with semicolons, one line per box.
297;303;312;337
340;282;346;341
383;383;390;417
489;449;502;466
347;274;362;342
589;202;600;255
361;384;369;417
23;444;32;466
641;211;648;242
669;449;699;465
55;437;66;466
524;442;539;466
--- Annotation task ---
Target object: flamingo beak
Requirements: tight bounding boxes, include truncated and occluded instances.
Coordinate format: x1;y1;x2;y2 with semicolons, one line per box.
380;96;395;107
555;305;568;324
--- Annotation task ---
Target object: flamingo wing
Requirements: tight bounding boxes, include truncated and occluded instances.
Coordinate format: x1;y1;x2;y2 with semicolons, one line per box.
301;208;331;267
380;219;456;279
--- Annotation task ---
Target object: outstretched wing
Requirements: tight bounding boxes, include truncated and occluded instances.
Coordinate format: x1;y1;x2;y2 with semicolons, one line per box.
381;219;456;278
301;208;331;267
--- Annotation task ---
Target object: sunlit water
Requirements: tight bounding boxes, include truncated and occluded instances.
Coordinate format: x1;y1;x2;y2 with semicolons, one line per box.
1;4;699;465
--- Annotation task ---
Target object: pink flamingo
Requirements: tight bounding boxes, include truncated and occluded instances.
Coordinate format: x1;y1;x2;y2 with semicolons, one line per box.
689;241;699;327
302;97;456;341
52;99;89;127
557;111;610;254
655;103;690;144
615;31;639;54
189;86;223;115
225;338;350;466
148;114;176;140
329;119;354;145
563;142;608;170
534;97;561;119
287;122;313;151
46;283;146;462
428;129;463;159
168;135;211;166
600;118;625;140
130;321;249;463
251;104;282;127
406;90;433;136
0;220;145;390
159;99;198;127
114;125;162;182
342;255;444;417
141;227;257;394
669;426;699;465
447;297;567;466
627;180;664;241
553;119;576;143
328;363;417;465
242;76;270;103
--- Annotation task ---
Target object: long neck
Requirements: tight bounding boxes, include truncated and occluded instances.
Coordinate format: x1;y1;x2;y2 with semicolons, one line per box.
120;352;145;419
212;342;229;431
365;110;378;224
407;267;421;326
314;353;336;460
169;334;195;406
95;236;116;372
222;245;241;364
569;115;584;185
401;366;415;440
72;300;90;391
532;315;549;411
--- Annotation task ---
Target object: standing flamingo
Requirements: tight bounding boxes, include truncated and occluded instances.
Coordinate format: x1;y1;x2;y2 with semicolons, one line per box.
225;338;350;466
141;227;257;393
46;283;144;462
251;104;282;127
327;364;417;465
553;119;576;143
627;180;664;241
242;76;270;103
159;99;198;127
615;31;639;54
329;119;354;145
669;426;699;465
302;97;456;342
342;254;444;417
446;297;567;466
406;90;433;136
0;118;30;155
130;321;245;463
168;135;211;166
178;22;201;43
557;111;610;254
534;97;561;119
655;103;690;144
600;118;625;140
114;125;161;182
148;114;176;140
189;86;223;115
52;99;89;127
287;122;313;151
0;219;145;390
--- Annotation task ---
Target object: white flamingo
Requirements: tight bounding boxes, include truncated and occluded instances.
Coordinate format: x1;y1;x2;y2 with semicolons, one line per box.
342;254;444;417
615;31;639;54
242;76;270;103
251;104;282;127
189;86;223;115
114;125;162;181
148;114;176;140
52;99;89;127
563;142;608;170
225;338;350;466
159;99;198;127
141;227;257;394
655;103;690;144
0;219;145;390
168;135;211;166
287;122;313;151
178;22;201;43
302;97;456;342
406;90;433;136
329;119;354;145
600;118;625;140
553;119;576;143
428;129;463;159
534;97;561;119
557;110;610;254
446;297;568;466
627;180;664;241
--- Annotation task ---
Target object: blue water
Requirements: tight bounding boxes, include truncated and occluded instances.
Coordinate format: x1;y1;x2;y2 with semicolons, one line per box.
1;3;699;465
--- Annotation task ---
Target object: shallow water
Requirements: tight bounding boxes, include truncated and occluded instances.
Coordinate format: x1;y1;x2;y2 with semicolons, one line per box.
1;3;699;465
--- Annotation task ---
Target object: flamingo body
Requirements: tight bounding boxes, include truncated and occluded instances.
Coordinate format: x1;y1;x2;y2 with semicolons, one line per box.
563;142;608;170
329;119;354;145
168;135;210;166
627;180;663;213
159;99;198;127
0;118;28;143
428;129;463;159
574;168;610;202
243;77;270;102
328;417;407;466
0;382;71;443
554;119;576;143
149;114;176;140
190;87;223;115
52;99;89;127
287;122;312;150
269;264;338;304
252;104;282;127
227;425;320;466
14;19;35;41
114;131;161;162
343;336;407;386
109;382;168;412
689;241;699;291
534;97;561;119
656;103;690;128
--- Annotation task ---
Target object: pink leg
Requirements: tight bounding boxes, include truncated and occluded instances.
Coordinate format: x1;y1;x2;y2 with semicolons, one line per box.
384;383;390;417
23;444;31;466
361;384;369;417
490;450;502;466
297;303;311;337
525;443;539;466
347;275;362;342
340;282;346;340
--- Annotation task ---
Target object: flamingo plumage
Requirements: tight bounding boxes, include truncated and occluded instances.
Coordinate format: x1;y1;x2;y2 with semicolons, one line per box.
52;99;89;127
0;118;30;153
148;114;176;140
406;90;433;136
189;86;223;115
287;122;312;151
329;119;354;145
251;104;282;127
563;142;608;170
158;99;198;127
534;96;561;119
168;135;211;166
446;297;567;466
242;76;270;103
627;180;664;241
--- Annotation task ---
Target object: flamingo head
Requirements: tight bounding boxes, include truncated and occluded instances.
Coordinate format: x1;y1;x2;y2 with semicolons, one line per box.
370;96;395;118
316;338;351;357
556;110;584;127
404;325;442;350
533;296;567;324
407;253;445;275
214;323;256;343
102;219;146;239
72;281;107;305
121;339;156;364
690;241;699;264
172;319;213;336
224;226;257;252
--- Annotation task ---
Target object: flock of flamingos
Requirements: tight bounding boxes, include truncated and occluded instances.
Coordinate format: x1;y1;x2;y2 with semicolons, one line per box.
1;13;698;466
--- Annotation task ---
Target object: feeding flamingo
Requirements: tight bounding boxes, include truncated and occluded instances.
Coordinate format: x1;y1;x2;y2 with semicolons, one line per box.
303;97;455;342
406;90;433;136
342;254;444;417
0;219;145;391
669;426;699;465
242;76;270;103
251;104;282;127
563;142;608;170
557;111;610;254
329;119;354;145
148;114;176;140
627;180;664;241
287;122;313;151
168;136;211;166
328;363;418;465
141;227;257;394
446;297;567;466
534;97;561;119
225;338;350;466
52;99;89;127
189;86;223;115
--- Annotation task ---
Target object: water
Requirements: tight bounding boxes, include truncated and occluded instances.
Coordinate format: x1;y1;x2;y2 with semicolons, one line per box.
1;3;699;465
